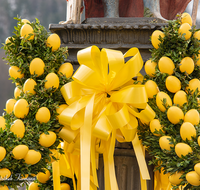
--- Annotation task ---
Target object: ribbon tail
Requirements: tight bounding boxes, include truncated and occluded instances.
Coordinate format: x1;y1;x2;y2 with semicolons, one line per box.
108;130;118;190
154;170;161;190
91;137;99;187
140;172;147;190
103;130;119;190
52;161;61;190
166;182;171;190
80;94;95;190
65;152;77;190
103;148;111;190
132;134;150;181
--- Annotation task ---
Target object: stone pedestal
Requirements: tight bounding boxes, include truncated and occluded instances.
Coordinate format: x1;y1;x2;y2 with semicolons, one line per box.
49;17;167;190
98;142;154;190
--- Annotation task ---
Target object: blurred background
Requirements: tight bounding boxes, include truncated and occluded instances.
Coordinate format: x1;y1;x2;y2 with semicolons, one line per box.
0;0;199;114
0;0;66;114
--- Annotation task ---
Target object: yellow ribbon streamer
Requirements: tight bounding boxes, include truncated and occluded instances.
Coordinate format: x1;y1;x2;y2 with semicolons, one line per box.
132;134;150;180
58;45;155;190
80;94;95;190
52;161;61;190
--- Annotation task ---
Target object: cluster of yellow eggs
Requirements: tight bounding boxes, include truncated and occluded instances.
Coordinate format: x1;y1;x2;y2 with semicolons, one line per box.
0;19;73;190
143;13;200;188
151;13;200;50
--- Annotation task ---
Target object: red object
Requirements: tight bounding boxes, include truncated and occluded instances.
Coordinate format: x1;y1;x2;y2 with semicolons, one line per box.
160;0;191;20
84;0;191;20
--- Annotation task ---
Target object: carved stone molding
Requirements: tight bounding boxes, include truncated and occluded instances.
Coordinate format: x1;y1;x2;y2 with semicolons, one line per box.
49;17;167;65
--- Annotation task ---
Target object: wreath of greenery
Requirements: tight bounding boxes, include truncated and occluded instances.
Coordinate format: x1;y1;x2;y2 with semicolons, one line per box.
1;17;73;189
138;14;200;190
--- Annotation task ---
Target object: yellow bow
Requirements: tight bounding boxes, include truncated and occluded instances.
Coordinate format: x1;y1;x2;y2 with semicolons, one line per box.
57;46;155;190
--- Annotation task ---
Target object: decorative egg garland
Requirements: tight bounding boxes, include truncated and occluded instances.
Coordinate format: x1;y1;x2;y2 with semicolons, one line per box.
138;13;200;189
0;17;73;189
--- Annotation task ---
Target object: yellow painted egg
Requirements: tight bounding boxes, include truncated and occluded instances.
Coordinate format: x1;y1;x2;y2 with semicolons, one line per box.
39;131;56;147
14;86;22;99
24;150;41;165
159;136;174;151
168;171;184;185
44;73;59;90
0;168;11;180
194;163;200;176
58;62;74;78
10;119;25;138
175;143;192;158
180;122;196;140
21;19;30;24
194;30;200;40
181;13;192;26
0;147;6;162
179;57;194;75
178;23;192;40
184;109;199;125
12;145;29;160
29;58;45;77
197;136;200;146
167;106;184;124
145;80;159;99
6;99;17;114
23;78;37;95
14;99;29;118
144;60;157;77
186;171;200;186
0;185;9;190
186;78;200;94
149;119;164;136
0;116;6;130
20;24;34;40
5;37;11;44
173;90;187;107
49;149;59;162
156;91;172;112
29;182;40;190
56;104;68;119
158;56;175;75
9;66;24;79
165;76;181;93
35;107;51;123
46;33;61;51
37;168;51;183
151;30;165;49
61;183;71;190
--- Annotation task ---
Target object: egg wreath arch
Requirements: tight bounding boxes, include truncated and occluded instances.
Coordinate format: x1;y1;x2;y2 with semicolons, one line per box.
1;17;73;189
3;13;200;190
138;13;200;189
